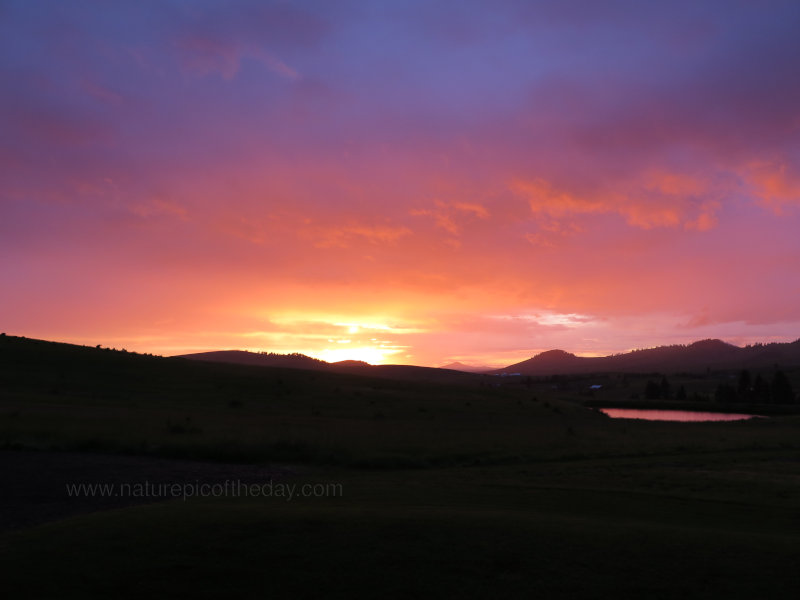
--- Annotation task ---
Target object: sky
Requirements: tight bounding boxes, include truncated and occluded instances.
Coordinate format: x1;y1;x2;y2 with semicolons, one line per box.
2;0;800;367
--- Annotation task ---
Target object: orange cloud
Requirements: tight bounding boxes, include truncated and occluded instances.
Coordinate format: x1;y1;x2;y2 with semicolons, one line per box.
746;161;800;213
410;199;492;236
512;178;607;218
512;170;720;231
410;208;461;235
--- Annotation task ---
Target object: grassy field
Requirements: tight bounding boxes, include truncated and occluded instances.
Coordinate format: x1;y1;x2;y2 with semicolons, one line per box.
2;335;800;598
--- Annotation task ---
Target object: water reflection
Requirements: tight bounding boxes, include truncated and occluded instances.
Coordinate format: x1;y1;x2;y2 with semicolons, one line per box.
598;408;761;422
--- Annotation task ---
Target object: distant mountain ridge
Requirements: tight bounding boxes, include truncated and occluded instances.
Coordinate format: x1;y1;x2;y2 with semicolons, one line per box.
176;350;476;383
493;339;800;376
439;362;493;373
179;338;800;378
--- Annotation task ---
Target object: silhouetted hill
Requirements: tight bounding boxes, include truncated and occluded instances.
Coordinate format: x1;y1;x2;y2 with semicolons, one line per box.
178;349;477;383
440;362;492;373
332;363;478;383
496;338;800;375
331;360;371;368
178;350;327;370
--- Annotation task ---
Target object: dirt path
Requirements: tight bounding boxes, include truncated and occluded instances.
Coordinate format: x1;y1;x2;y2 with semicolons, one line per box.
0;450;292;532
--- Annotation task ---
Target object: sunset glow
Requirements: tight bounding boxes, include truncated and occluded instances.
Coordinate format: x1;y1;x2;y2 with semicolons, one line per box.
2;1;800;365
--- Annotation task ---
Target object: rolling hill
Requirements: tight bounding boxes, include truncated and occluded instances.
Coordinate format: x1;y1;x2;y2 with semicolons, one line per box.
180;338;800;378
177;349;476;383
439;362;493;373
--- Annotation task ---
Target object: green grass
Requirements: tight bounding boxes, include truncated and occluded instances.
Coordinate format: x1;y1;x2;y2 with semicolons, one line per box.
2;335;800;597
3;464;800;599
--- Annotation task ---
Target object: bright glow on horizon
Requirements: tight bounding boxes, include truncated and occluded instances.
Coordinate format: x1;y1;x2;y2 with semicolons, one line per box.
312;345;404;365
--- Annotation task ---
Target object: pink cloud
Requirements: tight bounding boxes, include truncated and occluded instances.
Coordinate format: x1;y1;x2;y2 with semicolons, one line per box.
746;161;800;213
511;171;722;231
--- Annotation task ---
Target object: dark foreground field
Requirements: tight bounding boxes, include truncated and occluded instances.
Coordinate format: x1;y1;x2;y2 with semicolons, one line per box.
2;335;800;598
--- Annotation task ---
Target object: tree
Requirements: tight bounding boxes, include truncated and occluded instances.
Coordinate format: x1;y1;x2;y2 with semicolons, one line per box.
676;385;687;400
660;376;672;400
737;370;751;398
753;374;771;403
771;371;795;404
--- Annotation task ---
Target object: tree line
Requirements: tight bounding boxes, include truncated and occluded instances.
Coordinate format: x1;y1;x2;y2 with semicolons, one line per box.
715;369;796;404
642;370;796;404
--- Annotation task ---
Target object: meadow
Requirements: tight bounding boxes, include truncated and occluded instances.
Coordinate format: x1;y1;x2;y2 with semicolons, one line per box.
1;335;799;598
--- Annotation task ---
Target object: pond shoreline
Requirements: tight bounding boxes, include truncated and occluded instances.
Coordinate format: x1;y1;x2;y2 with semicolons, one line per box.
596;408;763;422
583;399;800;416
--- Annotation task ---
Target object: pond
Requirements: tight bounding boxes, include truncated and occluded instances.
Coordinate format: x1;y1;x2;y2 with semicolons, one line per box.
597;408;762;422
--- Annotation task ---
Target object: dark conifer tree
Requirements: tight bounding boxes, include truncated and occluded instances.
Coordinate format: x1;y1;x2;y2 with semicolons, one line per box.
753;374;771;403
771;371;795;404
737;370;751;398
660;376;671;399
